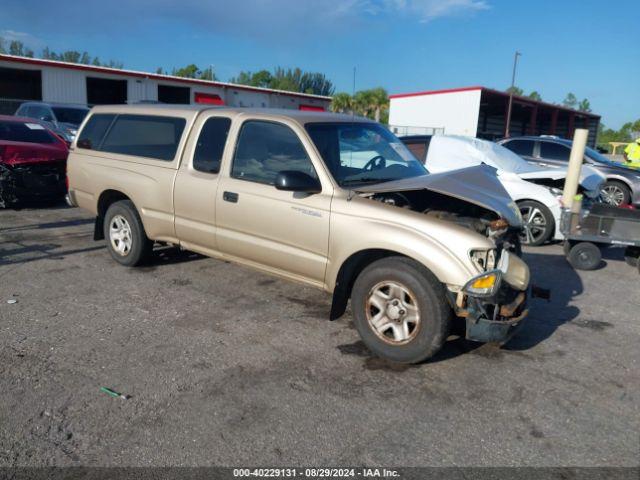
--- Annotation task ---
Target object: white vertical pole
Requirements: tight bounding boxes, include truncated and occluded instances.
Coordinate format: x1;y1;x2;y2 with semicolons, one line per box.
562;128;589;208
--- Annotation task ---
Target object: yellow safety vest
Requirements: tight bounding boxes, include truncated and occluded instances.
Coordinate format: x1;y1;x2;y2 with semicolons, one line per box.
624;142;640;162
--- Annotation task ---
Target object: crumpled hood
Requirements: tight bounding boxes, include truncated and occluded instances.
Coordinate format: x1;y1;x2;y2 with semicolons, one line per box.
355;165;523;227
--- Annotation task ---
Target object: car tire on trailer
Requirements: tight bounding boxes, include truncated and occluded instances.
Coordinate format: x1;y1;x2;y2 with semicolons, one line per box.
601;180;631;206
567;242;601;271
103;200;153;267
517;200;555;247
351;256;451;364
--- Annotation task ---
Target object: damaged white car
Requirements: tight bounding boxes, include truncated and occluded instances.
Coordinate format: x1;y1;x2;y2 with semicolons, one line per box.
401;135;605;246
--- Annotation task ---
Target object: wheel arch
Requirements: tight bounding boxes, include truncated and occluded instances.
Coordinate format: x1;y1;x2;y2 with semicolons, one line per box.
603;176;633;190
329;249;412;321
94;189;135;240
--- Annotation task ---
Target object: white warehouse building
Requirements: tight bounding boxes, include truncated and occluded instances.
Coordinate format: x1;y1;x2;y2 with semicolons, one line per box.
389;86;600;147
0;54;331;114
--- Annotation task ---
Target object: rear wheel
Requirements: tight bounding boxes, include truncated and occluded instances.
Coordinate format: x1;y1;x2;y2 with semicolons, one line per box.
103;200;152;267
567;242;601;271
518;200;555;246
351;257;450;364
601;180;631;206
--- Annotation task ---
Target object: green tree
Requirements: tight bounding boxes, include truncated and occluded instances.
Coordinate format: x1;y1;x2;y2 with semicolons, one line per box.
506;86;524;96
230;67;334;96
578;98;591;112
563;92;578;108
0;37;6;54
172;64;200;78
528;91;542;101
199;66;216;81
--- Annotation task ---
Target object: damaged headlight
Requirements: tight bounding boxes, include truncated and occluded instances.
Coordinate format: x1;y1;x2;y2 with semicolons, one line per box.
463;270;502;297
469;249;497;273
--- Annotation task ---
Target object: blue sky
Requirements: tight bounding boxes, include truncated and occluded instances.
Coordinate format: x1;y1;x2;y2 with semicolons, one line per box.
1;0;638;128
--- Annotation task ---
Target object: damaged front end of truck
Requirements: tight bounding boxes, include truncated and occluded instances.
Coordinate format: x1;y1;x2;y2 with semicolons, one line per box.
356;165;538;344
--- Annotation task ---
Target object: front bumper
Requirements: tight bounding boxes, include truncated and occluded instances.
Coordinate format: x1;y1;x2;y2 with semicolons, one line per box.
462;285;528;343
450;252;530;344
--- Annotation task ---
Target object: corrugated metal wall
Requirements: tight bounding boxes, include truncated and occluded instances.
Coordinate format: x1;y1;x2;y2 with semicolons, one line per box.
0;59;331;111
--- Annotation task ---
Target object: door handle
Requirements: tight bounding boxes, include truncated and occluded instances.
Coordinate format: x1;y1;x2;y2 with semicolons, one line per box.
223;191;239;203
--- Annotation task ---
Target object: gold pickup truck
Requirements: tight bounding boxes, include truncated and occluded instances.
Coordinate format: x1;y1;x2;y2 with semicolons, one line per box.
67;105;530;363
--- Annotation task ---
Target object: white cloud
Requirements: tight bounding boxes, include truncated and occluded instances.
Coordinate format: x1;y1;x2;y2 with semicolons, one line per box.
336;0;490;22
0;29;44;49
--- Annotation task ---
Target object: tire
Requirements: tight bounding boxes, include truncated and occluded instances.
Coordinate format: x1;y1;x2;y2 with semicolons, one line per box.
517;200;555;247
567;242;601;271
351;256;451;364
624;246;640;267
601;180;631;206
103;200;153;267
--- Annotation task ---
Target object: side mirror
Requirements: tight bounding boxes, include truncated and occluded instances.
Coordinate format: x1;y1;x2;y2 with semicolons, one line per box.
275;170;321;194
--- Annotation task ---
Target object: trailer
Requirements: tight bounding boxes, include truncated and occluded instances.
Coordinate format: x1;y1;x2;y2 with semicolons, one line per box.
561;203;640;272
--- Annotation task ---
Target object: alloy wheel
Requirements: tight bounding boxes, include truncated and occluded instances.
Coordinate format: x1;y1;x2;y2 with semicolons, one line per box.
600;184;625;206
519;205;548;245
365;281;420;345
109;214;133;256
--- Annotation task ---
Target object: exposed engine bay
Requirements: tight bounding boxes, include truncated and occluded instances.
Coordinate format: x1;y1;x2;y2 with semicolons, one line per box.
361;189;521;252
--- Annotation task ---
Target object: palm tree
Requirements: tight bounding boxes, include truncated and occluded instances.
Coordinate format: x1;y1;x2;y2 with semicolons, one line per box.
368;87;389;123
331;92;354;114
354;90;374;118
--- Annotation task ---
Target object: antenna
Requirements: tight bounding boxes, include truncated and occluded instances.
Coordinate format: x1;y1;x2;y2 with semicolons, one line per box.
352;66;356;122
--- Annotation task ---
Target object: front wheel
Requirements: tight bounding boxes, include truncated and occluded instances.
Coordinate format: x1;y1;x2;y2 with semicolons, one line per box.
518;200;555;247
103;200;153;267
351;257;451;364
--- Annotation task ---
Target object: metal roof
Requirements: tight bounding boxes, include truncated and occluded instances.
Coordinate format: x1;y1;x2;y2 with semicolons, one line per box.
0;54;332;101
390;85;600;118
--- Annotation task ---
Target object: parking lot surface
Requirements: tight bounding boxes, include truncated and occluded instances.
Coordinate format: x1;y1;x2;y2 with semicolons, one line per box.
0;204;638;467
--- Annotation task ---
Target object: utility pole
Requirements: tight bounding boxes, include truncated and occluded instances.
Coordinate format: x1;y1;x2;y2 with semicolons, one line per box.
505;51;521;138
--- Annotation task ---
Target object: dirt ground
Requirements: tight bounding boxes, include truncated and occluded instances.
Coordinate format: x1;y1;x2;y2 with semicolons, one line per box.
1;203;638;467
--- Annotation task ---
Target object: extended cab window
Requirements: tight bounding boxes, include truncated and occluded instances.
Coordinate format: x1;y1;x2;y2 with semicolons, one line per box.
193;117;231;173
99;114;186;161
232;120;317;185
540;142;570;161
77;114;116;150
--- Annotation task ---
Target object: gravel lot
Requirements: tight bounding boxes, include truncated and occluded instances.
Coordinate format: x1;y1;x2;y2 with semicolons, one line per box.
0;203;638;467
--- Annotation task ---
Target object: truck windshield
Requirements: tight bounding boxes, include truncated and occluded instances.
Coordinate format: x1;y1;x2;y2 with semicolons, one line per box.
306;122;428;187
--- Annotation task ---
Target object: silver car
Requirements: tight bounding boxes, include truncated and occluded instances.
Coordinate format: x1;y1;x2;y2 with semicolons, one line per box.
499;136;640;206
15;102;90;143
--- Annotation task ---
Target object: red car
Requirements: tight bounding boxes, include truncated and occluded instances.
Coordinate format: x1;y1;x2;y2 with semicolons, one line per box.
0;115;69;207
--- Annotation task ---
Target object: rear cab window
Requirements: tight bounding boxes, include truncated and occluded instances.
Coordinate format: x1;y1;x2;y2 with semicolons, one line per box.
76;113;186;161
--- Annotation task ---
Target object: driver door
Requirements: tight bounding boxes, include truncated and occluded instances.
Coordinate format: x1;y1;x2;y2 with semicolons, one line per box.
215;119;332;286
